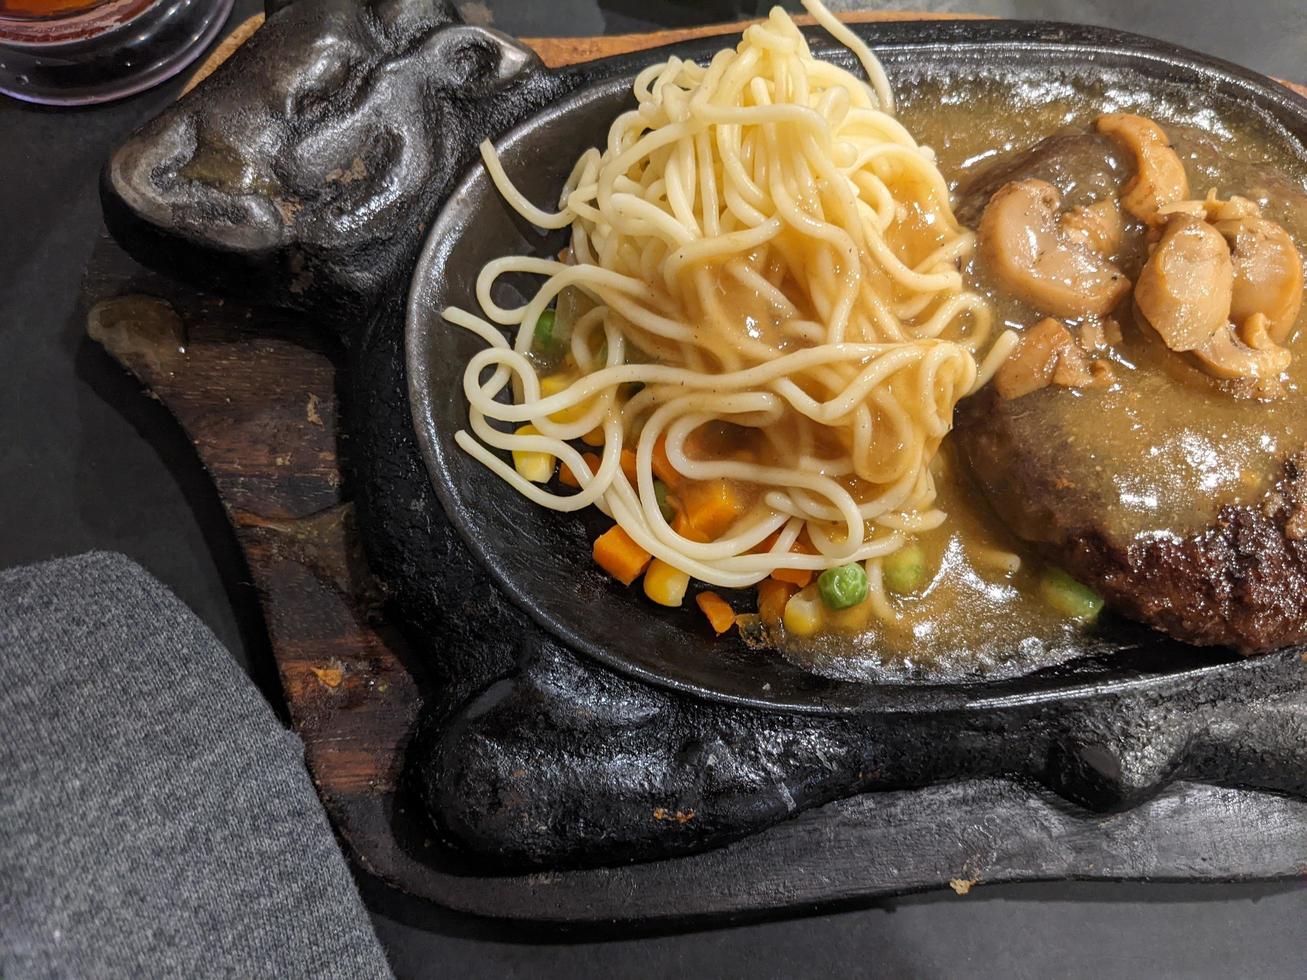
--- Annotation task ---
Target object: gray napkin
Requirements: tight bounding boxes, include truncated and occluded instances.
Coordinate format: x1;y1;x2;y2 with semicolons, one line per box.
0;552;392;979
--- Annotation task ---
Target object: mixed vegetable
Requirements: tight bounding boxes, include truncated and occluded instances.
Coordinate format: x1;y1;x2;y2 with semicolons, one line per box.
511;305;1106;640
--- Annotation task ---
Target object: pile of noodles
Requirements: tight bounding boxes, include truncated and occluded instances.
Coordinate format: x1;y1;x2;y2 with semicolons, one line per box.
443;0;1013;622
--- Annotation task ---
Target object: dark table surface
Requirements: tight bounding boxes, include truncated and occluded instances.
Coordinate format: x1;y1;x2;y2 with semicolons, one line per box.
4;0;1306;976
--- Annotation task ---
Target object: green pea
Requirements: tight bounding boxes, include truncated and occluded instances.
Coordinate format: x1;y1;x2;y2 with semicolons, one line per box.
533;308;559;352
653;480;676;522
818;563;869;610
1038;567;1105;622
883;543;927;595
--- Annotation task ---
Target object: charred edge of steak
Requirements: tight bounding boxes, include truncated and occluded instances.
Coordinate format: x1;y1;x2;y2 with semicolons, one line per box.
957;389;1307;654
954;130;1126;228
1065;452;1307;654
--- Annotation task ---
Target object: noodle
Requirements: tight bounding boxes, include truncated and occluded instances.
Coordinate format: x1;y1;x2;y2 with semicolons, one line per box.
443;0;1011;622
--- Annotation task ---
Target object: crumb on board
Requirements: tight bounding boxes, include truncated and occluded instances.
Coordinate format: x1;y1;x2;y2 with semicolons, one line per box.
949;877;979;895
309;665;344;689
307;392;324;426
652;807;696;824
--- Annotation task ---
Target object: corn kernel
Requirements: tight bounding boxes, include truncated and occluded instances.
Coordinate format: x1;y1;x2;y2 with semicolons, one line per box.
538;374;571;400
512;424;555;483
643;559;690;607
539;373;593;424
783;587;824;638
827;596;872;632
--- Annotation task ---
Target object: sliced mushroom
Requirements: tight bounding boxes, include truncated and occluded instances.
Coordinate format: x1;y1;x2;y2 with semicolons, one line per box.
1206;193;1262;223
1241;311;1280;351
995;317;1113;400
1159;192;1262;224
1079;316;1123;351
1156;199;1207;221
1192;314;1291;398
1060;198;1124;256
1134;215;1233;352
1213;213;1304;343
1137;214;1294;396
979;179;1130;319
1095;113;1190;222
1055;349;1114;389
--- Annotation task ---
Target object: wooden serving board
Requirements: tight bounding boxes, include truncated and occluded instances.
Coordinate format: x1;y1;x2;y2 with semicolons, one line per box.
85;13;1307;919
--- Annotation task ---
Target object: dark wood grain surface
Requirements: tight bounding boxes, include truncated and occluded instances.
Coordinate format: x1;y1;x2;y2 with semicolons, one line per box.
82;236;422;818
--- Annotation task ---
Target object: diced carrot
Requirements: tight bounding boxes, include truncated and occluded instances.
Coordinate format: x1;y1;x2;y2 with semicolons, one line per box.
651;434;682;488
672;510;710;544
750;527;816;556
620;448;639;483
757;578;798;626
559;451;602;489
593;525;652;586
681;479;745;539
581;428;605;447
771;567;814;587
696;591;737;635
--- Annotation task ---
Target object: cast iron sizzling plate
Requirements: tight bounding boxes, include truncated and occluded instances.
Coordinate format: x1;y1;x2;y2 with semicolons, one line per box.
407;21;1307;713
101;1;1307;877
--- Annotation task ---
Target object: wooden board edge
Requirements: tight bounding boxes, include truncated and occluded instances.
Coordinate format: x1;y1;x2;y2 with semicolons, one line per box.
184;11;1307;101
182;11;264;94
521;11;990;68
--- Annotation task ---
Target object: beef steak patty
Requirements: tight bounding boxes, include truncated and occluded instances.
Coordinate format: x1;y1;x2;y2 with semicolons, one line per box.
953;126;1307;654
956;386;1307;653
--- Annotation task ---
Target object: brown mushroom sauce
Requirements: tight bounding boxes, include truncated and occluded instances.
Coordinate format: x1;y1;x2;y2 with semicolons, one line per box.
930;76;1307;542
773;72;1307;683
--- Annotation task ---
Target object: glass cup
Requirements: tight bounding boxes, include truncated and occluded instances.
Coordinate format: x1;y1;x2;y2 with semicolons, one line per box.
0;0;234;106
